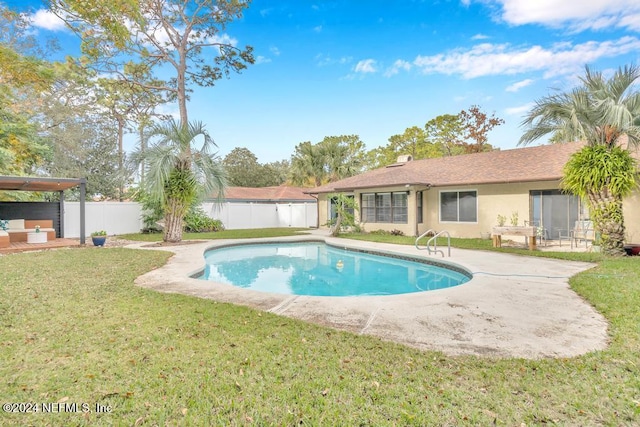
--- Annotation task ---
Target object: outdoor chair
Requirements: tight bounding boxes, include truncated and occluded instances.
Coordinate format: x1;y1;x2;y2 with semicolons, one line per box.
559;220;595;249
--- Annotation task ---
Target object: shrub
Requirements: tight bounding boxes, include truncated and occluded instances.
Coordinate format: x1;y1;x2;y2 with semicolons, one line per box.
133;188;164;232
184;207;224;232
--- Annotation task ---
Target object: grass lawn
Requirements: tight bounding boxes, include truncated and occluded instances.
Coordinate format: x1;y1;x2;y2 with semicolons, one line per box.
0;240;639;425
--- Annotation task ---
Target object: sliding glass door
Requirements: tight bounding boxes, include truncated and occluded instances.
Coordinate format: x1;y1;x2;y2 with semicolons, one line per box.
530;190;581;239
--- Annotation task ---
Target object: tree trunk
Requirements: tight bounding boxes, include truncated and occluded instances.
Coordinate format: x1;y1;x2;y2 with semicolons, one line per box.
163;197;185;243
117;117;124;201
139;124;146;186
331;212;342;237
587;188;626;256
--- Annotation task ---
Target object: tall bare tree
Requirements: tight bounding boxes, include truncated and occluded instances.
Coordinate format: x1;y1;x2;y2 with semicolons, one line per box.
50;0;254;137
458;105;504;153
50;0;253;240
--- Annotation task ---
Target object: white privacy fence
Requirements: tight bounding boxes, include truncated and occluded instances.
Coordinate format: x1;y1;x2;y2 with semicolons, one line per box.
64;202;144;238
62;201;317;237
203;202;317;230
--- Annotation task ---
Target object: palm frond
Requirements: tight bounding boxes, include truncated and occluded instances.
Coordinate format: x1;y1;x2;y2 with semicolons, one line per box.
520;64;640;148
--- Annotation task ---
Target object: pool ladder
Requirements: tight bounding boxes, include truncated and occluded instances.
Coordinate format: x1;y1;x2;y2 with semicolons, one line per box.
415;230;451;257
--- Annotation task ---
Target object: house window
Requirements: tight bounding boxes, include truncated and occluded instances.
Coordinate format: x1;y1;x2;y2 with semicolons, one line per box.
361;193;375;222
361;192;407;224
440;190;477;222
416;191;423;224
375;193;391;222
329;195;354;221
392;192;407;223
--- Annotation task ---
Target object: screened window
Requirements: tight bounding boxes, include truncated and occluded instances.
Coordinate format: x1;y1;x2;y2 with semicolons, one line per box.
392;192;407;223
361;192;408;223
361;193;375;222
329;195;354;221
416;191;423;224
375;193;391;222
440;190;477;222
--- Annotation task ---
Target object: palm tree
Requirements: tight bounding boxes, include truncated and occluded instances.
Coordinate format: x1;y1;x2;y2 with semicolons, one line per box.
519;65;640;255
289;136;365;187
135;119;227;243
289;141;326;187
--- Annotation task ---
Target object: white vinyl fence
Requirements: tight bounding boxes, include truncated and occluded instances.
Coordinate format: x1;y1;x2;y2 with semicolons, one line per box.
64;202;144;238
62;201;317;237
203;202;317;230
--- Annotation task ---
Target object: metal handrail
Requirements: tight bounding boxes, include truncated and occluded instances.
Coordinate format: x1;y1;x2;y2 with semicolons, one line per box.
415;229;451;257
427;230;451;257
415;229;437;250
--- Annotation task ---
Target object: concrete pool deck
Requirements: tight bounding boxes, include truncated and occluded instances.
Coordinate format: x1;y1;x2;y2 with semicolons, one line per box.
132;233;609;359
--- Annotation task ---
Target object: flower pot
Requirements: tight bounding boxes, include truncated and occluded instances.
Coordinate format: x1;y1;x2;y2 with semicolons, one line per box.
92;236;106;247
624;244;640;256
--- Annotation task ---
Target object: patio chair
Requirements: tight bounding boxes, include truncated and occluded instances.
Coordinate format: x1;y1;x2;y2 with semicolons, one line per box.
559;220;595;249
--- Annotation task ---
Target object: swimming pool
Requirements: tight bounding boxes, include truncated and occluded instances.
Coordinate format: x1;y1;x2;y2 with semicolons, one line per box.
198;241;471;297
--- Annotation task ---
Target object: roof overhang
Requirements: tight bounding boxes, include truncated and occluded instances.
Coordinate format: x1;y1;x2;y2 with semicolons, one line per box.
0;176;86;192
306;182;432;194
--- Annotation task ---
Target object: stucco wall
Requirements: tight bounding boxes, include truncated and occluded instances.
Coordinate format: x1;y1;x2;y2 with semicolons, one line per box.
317;182;640;242
623;190;640;243
420;181;563;241
318;186;419;236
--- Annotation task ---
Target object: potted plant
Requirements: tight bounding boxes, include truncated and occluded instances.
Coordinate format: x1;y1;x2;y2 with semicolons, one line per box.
91;230;107;247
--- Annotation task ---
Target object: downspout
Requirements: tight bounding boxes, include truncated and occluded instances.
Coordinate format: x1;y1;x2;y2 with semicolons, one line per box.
59;190;65;238
79;178;86;245
416;184;432;237
309;193;319;228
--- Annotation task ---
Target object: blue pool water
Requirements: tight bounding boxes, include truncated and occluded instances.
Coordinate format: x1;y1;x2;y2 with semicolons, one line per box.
199;242;470;297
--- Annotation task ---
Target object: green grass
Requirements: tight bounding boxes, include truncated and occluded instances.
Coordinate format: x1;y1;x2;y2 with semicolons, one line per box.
341;232;608;262
0;244;639;425
120;227;309;242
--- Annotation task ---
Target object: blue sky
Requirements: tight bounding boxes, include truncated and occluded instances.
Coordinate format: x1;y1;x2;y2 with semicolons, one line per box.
11;0;640;163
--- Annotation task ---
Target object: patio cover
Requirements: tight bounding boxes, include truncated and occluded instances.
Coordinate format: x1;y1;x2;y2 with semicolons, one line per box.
0;176;87;244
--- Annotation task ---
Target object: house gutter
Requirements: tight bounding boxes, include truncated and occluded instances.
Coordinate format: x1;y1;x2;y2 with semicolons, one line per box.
316;182;432;193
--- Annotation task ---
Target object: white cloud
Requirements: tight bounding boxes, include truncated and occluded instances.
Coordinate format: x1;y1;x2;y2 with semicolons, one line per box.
384;59;411;77
471;33;490;40
354;59;377;73
270;46;281;56
28;9;67;32
315;53;332;66
255;56;271;64
505;102;535;116
481;0;640;31
313;25;323;33
506;78;534;92
316;53;352;67
412;36;640;79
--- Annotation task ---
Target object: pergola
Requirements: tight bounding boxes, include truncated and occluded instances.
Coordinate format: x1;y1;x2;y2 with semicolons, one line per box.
0;176;87;244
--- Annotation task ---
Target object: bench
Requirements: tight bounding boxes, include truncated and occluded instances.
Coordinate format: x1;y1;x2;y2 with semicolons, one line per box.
1;219;56;245
492;226;537;250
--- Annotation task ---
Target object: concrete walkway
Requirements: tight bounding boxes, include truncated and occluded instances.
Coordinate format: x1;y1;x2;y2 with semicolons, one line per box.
132;233;609;359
